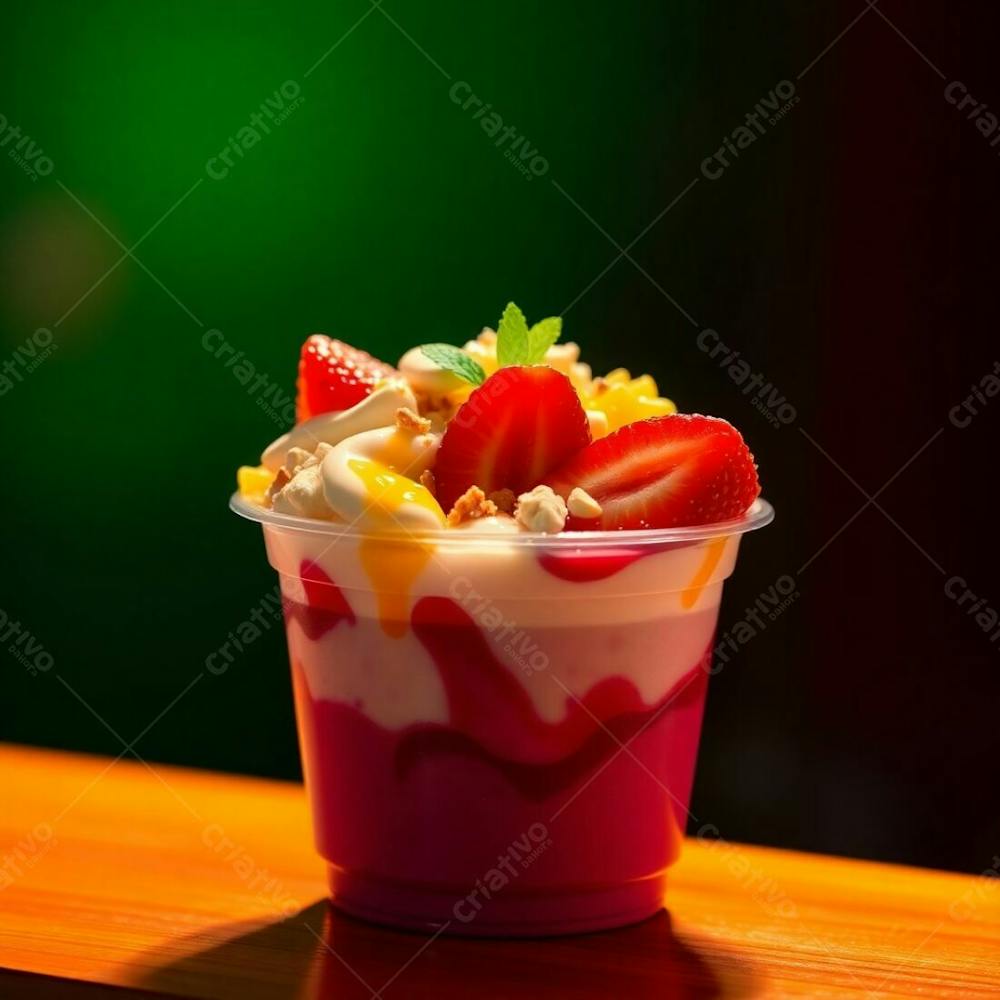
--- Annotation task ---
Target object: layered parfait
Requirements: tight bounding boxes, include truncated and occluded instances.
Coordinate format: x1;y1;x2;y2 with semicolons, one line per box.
233;302;769;935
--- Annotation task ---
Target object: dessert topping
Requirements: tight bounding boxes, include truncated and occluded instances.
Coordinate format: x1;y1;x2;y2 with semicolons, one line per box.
262;379;416;471
296;334;398;422
395;406;432;435
320;425;445;530
487;488;517;515
567;487;603;520
236;465;275;504
515;485;568;534
271;463;334;520
446;486;498;526
579;368;676;433
267;466;291;500
433;365;590;511
549;413;760;530
283;446;313;475
238;304;763;534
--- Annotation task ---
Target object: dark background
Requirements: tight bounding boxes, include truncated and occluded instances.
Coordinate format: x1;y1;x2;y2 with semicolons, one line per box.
3;1;996;875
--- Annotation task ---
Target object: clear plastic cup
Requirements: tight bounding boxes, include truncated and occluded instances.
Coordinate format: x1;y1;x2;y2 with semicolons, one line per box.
231;493;773;936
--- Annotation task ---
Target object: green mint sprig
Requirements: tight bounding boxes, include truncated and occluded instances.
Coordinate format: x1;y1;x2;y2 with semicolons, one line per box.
418;343;487;386
496;302;562;366
418;301;563;385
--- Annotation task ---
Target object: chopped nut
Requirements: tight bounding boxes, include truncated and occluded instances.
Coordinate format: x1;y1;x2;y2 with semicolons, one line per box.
515;485;568;534
447;485;498;526
284;442;334;477
567;487;603;520
395;406;432;434
477;327;497;345
420;468;436;496
488;488;517;515
283;446;313;475
266;467;291;501
271;464;333;519
413;390;461;427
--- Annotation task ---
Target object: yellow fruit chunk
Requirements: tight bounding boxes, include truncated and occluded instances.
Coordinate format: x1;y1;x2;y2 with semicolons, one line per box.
586;408;610;440
582;370;677;432
237;465;275;502
629;373;658;398
634;395;676;420
604;367;631;385
462;332;501;378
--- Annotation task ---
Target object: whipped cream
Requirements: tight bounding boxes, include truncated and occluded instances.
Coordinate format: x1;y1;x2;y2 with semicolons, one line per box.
321;425;444;530
261;379;417;472
452;514;521;535
398;347;468;398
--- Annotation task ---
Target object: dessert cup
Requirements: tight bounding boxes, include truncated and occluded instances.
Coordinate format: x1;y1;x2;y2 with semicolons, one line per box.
231;494;773;936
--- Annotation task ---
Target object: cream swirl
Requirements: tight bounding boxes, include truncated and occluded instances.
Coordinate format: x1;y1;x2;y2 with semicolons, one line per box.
321;425;444;531
261;379;417;472
397;346;468;397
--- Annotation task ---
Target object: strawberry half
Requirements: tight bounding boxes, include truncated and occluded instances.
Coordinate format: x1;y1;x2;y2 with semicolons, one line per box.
548;414;760;530
433;366;591;511
295;334;398;423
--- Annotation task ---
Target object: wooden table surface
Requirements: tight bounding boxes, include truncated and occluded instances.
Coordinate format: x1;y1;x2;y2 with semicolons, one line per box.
1;743;997;999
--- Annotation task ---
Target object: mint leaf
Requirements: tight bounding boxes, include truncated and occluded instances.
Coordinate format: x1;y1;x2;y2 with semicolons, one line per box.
496;302;563;366
526;316;562;364
419;343;486;386
496;302;531;367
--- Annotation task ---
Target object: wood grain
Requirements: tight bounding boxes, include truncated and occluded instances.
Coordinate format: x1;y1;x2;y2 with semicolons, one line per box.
0;743;997;998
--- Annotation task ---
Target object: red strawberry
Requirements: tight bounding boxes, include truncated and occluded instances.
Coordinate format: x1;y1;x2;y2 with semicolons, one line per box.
548;414;760;531
434;366;591;511
295;334;398;422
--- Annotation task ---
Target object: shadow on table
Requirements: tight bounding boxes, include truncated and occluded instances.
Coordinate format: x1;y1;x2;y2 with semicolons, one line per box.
135;900;760;999
134;898;761;999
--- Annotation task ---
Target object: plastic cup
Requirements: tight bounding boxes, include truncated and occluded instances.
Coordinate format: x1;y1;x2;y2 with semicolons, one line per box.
231;493;773;936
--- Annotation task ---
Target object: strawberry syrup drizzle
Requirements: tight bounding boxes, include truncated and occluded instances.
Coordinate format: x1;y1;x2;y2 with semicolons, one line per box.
536;548;649;582
282;560;356;640
284;569;709;798
414;597;649;755
391;677;705;800
535;539;703;583
284;572;711;801
402;596;708;796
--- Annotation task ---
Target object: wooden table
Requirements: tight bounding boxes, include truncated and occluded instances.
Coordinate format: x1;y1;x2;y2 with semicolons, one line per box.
1;744;997;998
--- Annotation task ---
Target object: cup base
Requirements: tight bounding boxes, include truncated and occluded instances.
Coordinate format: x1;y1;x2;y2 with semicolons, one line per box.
327;865;667;937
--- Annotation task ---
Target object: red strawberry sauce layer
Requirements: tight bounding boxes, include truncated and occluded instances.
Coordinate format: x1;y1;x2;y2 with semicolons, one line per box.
284;584;714;933
280;560;356;640
534;538;704;582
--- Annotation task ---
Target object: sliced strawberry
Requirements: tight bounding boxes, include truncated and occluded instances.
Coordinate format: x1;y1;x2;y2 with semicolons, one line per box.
295;334;398;423
548;414;760;530
434;366;591;511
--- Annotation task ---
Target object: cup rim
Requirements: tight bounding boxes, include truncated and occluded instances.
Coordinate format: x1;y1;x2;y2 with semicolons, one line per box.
230;492;774;549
